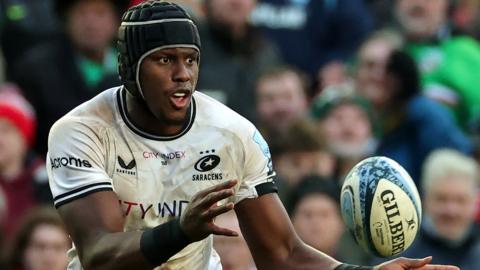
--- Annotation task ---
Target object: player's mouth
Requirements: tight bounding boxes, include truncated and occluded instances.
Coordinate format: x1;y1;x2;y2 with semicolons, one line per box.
170;90;192;110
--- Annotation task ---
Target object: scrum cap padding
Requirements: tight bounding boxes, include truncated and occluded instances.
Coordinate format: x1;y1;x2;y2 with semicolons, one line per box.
117;1;201;98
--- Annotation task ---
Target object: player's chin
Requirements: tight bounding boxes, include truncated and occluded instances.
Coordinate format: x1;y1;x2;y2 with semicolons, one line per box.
162;111;190;126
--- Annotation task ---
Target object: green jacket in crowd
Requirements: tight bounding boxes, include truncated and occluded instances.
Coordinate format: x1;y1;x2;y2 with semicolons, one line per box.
406;36;480;130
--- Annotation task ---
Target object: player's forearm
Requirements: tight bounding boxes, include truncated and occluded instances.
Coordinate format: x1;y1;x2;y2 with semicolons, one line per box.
282;242;377;270
250;237;340;270
237;195;342;270
81;231;152;270
276;241;341;270
81;219;191;270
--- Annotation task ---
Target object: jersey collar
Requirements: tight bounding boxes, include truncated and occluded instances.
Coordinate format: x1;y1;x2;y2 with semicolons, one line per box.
116;87;196;141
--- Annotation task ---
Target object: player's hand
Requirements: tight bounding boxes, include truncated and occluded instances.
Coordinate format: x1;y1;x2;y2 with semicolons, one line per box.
180;179;239;241
375;256;459;270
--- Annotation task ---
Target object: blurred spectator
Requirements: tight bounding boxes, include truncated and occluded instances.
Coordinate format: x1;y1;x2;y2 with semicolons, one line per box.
250;0;373;79
213;211;256;270
255;66;309;142
0;85;51;239
12;0;128;156
374;149;480;269
451;0;480;40
310;84;377;182
6;207;70;270
367;49;471;187
0;0;60;79
269;120;335;201
394;0;480;130
287;175;371;264
129;0;143;6
196;0;282;121
394;0;452;42
316;61;351;93
355;30;404;109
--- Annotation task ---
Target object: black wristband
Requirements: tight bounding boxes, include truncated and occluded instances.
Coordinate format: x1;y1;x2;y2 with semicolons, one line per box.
335;263;374;270
140;218;192;266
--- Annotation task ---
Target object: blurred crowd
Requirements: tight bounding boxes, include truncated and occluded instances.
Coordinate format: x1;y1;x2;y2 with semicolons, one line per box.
1;0;480;269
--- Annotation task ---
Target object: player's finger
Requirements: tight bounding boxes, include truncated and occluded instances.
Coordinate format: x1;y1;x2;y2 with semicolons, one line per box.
398;256;432;268
198;189;235;209
202;202;235;220
417;265;459;270
195;179;238;199
210;224;239;237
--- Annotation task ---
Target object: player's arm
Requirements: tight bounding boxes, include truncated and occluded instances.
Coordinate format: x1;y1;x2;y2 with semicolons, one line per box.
57;180;238;270
235;192;339;270
235;193;459;270
57;190;149;270
233;127;339;269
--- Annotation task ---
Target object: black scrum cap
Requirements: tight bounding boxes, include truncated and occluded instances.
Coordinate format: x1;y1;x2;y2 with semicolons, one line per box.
117;1;201;98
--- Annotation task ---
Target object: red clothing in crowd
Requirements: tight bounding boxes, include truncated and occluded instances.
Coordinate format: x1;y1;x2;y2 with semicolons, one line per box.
130;0;144;7
0;157;48;238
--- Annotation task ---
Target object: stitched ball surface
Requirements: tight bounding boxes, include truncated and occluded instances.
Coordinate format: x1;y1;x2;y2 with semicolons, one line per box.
340;156;421;257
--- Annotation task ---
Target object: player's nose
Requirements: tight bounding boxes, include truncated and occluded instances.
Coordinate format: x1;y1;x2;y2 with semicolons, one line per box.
172;62;191;83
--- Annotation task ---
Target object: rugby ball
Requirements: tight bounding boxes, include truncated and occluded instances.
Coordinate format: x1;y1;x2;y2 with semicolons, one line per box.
340;156;421;257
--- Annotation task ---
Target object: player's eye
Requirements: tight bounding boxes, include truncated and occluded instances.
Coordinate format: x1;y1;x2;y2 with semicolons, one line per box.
157;57;171;64
186;57;196;64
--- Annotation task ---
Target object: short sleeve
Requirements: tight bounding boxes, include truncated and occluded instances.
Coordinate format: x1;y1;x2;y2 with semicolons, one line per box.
47;119;113;208
233;127;277;203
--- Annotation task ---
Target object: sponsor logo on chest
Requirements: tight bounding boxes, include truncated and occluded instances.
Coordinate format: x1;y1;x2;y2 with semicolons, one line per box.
143;151;186;165
117;156;136;175
119;199;189;219
192;149;223;181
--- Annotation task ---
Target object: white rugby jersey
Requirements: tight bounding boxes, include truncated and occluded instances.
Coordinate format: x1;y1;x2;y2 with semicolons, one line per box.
47;87;276;270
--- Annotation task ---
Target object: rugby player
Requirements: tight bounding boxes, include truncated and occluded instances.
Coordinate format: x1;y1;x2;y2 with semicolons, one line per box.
47;1;459;269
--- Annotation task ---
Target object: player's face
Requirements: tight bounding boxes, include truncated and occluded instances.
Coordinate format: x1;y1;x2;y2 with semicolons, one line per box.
292;194;344;255
23;224;70;270
425;175;477;242
139;47;199;125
